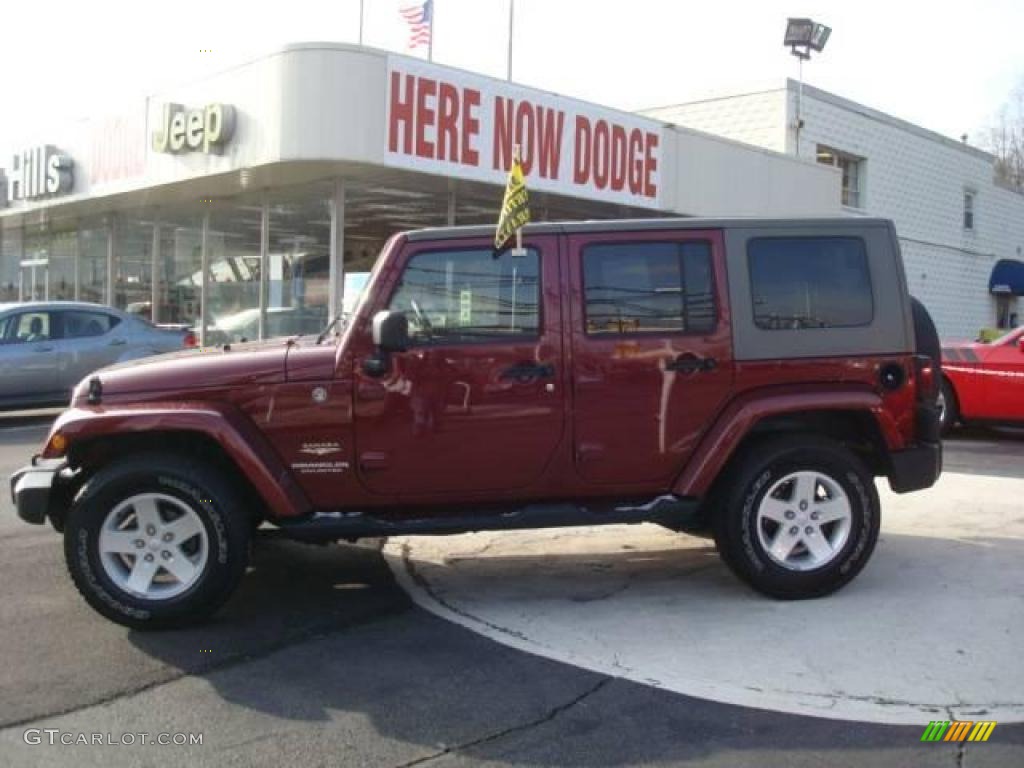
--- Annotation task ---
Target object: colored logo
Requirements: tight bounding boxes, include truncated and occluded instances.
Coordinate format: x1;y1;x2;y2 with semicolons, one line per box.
920;721;996;742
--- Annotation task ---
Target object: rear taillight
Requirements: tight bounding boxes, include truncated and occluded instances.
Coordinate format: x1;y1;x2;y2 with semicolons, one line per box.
183;331;198;348
913;354;938;401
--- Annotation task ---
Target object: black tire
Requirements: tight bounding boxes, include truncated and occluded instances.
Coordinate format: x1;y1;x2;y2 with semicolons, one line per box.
939;377;959;436
911;296;941;369
713;435;880;599
64;453;251;630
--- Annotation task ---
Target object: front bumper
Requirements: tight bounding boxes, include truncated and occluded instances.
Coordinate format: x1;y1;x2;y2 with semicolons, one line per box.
888;441;942;494
10;457;67;525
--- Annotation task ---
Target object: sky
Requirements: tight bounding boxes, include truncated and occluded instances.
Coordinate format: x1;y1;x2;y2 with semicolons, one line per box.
1;0;1022;160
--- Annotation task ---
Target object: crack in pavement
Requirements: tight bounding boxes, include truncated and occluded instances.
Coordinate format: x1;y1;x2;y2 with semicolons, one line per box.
946;706;967;768
738;686;1018;716
401;542;537;646
393;677;611;768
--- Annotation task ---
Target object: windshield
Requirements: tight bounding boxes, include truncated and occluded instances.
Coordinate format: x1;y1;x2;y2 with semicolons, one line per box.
990;326;1024;345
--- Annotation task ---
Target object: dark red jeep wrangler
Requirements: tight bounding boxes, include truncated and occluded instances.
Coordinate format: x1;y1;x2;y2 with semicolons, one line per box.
11;218;942;628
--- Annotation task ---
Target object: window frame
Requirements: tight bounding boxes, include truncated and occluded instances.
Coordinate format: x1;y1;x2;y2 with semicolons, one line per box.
746;235;875;332
580;238;718;338
385;245;545;348
816;144;865;209
963;189;976;232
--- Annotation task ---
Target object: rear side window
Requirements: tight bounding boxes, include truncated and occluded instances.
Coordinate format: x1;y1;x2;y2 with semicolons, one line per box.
62;311;121;339
388;248;540;344
582;241;715;335
748;237;873;330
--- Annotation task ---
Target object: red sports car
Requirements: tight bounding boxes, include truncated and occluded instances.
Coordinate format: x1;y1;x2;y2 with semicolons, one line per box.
940;327;1024;433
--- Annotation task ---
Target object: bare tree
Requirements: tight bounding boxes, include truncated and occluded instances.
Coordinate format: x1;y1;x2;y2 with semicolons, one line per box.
983;83;1024;191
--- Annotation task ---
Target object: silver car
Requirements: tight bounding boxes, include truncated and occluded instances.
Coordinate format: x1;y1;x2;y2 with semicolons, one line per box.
0;302;194;409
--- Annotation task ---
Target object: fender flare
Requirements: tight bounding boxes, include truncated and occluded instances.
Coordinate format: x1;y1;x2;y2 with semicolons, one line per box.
672;386;901;498
45;403;311;518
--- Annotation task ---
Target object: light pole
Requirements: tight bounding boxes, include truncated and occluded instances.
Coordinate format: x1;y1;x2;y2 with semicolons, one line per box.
784;18;831;156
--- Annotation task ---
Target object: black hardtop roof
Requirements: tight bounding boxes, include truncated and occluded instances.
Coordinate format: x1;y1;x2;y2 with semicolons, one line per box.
404;216;894;242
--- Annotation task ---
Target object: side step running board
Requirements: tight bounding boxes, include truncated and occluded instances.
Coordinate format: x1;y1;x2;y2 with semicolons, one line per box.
267;495;703;543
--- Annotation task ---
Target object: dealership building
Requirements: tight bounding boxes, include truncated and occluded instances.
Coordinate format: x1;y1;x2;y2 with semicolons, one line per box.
644;80;1024;338
1;42;1021;342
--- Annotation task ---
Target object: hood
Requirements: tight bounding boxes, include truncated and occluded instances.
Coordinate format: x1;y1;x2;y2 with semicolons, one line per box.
73;338;294;403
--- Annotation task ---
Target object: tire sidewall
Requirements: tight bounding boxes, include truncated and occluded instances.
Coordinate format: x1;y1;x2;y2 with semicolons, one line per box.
939;378;958;435
724;441;879;598
65;457;245;628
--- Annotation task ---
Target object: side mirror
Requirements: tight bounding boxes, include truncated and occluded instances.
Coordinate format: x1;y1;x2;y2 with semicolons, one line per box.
1017;337;1024;353
372;310;409;352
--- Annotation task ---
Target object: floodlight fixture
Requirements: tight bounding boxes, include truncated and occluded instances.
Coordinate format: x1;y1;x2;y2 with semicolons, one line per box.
783;18;831;155
785;17;831;59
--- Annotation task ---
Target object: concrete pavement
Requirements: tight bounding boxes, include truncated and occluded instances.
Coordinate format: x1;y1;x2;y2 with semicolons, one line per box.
386;470;1024;724
1;417;1021;765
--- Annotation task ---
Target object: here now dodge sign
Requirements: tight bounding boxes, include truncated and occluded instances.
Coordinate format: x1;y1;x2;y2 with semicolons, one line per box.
385;57;664;209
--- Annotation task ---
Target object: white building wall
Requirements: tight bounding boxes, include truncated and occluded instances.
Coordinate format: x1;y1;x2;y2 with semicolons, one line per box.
645;81;1024;340
789;83;1024;339
643;89;788;154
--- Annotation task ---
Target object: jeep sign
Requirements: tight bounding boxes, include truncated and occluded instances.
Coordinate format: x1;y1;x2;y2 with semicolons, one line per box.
152;103;235;154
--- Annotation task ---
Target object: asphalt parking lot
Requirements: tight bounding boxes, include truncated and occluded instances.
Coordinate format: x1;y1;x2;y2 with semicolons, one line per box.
0;413;1021;767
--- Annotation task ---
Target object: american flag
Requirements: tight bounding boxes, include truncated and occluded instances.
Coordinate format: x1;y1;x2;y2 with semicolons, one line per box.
399;0;433;50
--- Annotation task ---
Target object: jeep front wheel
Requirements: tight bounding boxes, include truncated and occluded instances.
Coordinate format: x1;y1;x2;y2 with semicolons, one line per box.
64;454;250;629
714;436;880;599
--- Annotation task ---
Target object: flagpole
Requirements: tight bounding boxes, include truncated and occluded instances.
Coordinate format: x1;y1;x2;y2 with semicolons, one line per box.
506;0;515;80
358;0;365;44
514;143;523;252
428;0;434;62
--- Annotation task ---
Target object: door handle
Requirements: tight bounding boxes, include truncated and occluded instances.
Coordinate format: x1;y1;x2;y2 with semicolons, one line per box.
109;338;127;346
499;362;555;383
33;346;54;353
666;354;717;373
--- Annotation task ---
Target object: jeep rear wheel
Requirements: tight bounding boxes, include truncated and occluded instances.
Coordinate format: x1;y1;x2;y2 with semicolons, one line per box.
714;435;880;599
64;454;250;629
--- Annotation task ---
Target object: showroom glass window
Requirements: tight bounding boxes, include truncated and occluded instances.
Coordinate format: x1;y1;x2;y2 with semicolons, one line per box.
582;241;715;335
388;248;540;344
20;228;77;302
78;223;109;305
156;212;203;328
114;218;155;320
266;185;333;339
0;225;22;302
205;203;262;344
48;230;78;301
748;237;873;330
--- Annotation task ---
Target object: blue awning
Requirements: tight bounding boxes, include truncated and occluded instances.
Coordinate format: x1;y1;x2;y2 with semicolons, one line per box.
989;259;1024;295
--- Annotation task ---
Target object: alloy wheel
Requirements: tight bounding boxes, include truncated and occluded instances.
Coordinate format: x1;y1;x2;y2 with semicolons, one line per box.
97;493;209;600
755;471;853;571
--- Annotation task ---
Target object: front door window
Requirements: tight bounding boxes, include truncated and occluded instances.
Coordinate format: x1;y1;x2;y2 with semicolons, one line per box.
388;248;540;343
353;238;563;498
